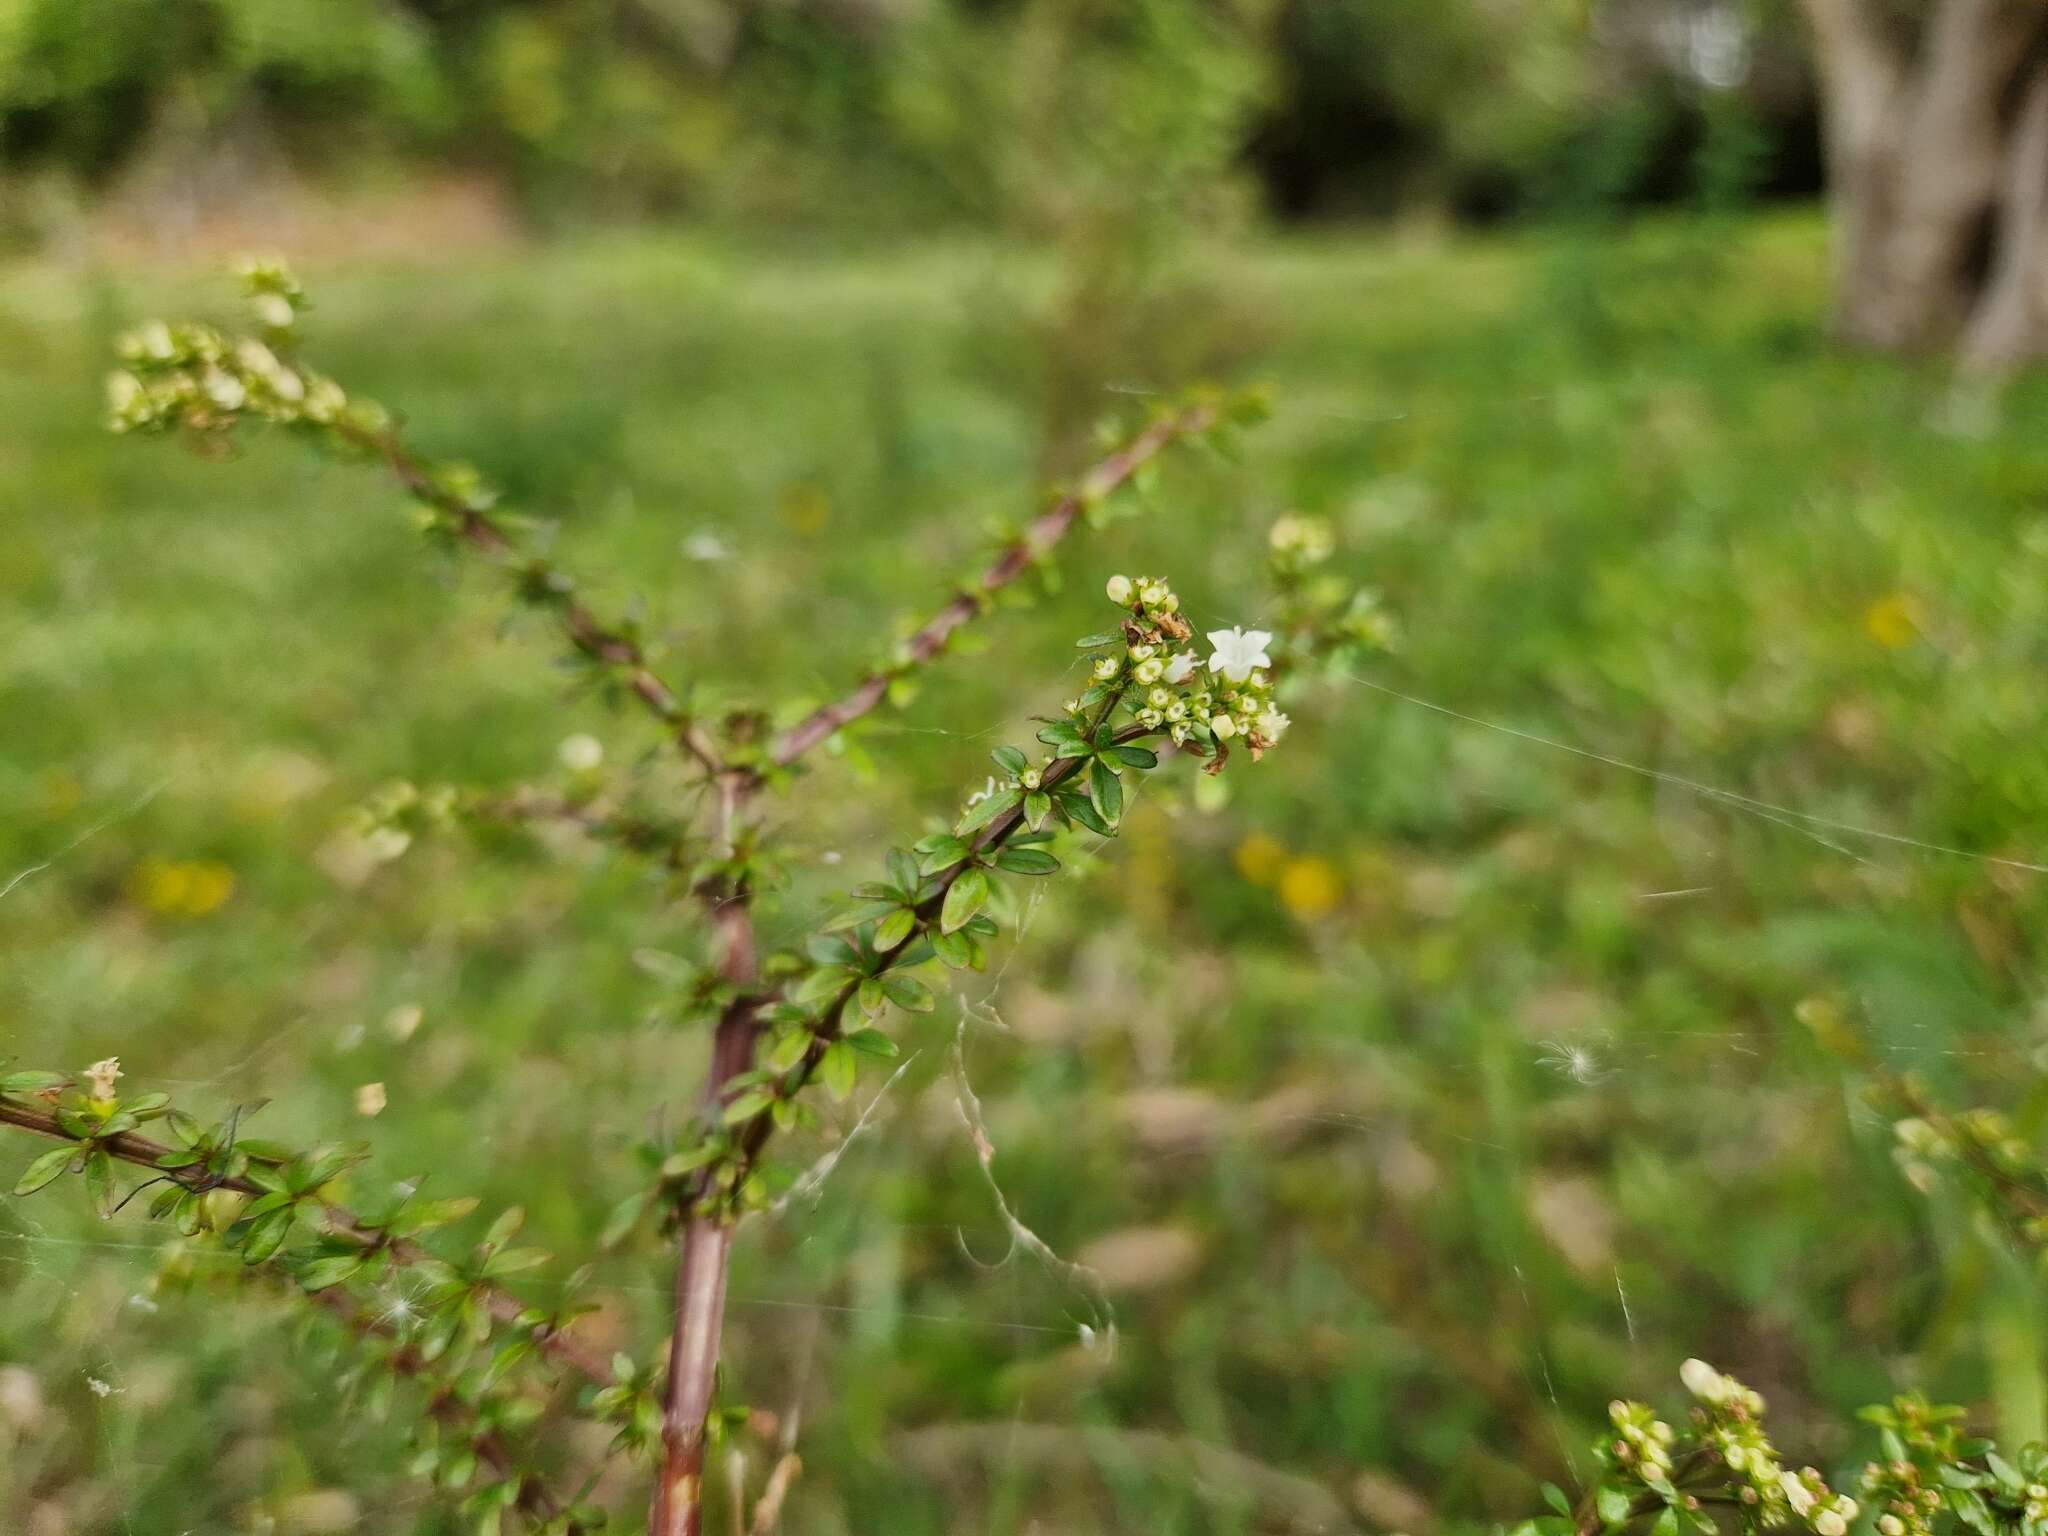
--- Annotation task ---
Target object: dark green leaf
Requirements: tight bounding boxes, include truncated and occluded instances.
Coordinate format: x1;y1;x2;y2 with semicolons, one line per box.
1062;791;1112;836
242;1207;294;1264
994;847;1059;876
1089;758;1123;823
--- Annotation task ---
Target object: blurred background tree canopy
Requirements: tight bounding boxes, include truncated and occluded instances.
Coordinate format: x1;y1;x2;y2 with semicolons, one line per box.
0;0;1824;239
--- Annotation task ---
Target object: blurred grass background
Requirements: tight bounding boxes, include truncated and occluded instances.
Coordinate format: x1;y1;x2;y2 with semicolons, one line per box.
7;205;2048;1531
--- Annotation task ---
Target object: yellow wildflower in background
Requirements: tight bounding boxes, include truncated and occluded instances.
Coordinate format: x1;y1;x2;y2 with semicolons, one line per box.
125;858;236;918
1863;592;1924;649
1278;855;1344;920
1233;833;1288;886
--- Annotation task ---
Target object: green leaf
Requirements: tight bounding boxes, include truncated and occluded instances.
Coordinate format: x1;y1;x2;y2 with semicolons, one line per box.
885;847;919;894
13;1145;74;1195
874;907;917;951
1106;744;1159;769
844;1029;899;1059
1089;758;1123;824
0;1071;67;1097
941;867;991;934
1541;1485;1572;1518
482;1205;525;1252
722;1090;774;1125
297;1255;363;1292
821;900;897;933
955;786;1022;836
1024;791;1051;829
660;1141;722;1179
916;836;971;876
483;1245;550;1276
994;847;1059;876
1596;1486;1635;1526
1073;631;1121;648
806;934;860;967
820;1041;857;1102
880;975;936;1013
931;930;974;969
83;1149;114;1214
600;1190;652;1249
764;1025;813;1072
858;978;886;1017
990;746;1028;777
792;966;856;1009
1062;791;1112;836
122;1091;172;1117
242;1206;294;1264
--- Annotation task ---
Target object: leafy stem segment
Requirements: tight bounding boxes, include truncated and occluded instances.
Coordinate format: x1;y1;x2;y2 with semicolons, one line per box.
767;394;1250;768
0;1080;613;1390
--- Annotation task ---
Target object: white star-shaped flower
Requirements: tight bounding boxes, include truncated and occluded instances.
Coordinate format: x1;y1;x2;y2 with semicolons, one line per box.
1205;627;1273;684
1162;651;1197;685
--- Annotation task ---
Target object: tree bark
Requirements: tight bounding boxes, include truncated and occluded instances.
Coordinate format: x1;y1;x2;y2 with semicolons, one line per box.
1964;63;2048;369
1801;0;2048;366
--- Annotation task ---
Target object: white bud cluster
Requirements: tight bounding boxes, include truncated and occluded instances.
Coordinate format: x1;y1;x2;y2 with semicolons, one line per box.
1090;578;1291;761
105;260;366;441
1268;512;1334;566
1605;1398;1677;1480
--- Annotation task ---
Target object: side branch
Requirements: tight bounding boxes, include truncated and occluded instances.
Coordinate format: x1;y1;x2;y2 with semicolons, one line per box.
0;1097;615;1390
336;418;729;778
767;402;1219;768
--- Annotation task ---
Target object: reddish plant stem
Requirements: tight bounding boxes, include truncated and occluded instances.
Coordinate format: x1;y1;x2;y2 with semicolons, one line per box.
767;404;1215;768
337;418;728;778
649;407;1208;1534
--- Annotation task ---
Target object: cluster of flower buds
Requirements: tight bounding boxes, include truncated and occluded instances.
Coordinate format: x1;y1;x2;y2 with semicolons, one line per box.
1604;1396;1679;1482
1260;511;1398;663
104;260;371;442
1678;1358;1857;1533
1859;1400;2015;1536
1091;575;1290;760
348;780;461;863
1859;1457;1945;1536
1267;511;1335;572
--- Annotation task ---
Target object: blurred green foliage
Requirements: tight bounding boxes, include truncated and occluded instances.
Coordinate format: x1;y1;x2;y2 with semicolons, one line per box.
7;210;2048;1531
0;0;1822;237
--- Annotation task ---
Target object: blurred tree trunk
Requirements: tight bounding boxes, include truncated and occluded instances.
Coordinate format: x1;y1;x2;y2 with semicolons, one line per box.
1800;0;2048;370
